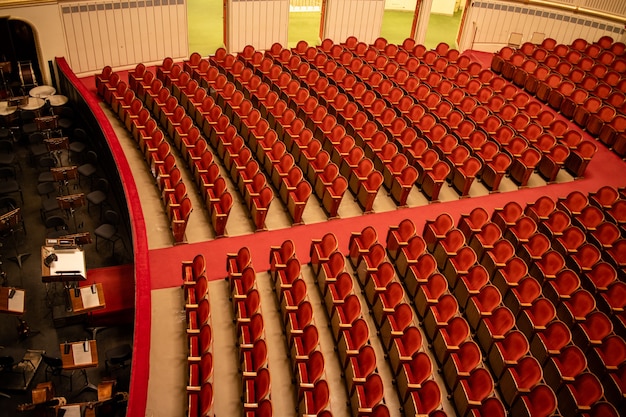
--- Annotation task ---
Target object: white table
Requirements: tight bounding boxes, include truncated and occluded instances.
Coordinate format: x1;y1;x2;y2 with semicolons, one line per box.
29;85;56;98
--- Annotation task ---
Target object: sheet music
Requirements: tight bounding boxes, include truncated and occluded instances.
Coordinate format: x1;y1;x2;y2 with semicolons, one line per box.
80;286;100;309
7;289;24;312
60;405;81;417
72;343;93;365
50;249;86;277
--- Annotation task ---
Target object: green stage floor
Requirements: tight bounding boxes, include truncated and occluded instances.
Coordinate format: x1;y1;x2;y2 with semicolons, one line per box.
187;0;463;54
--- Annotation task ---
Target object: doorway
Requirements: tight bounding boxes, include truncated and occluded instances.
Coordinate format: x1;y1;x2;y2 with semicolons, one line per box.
288;0;323;48
0;18;42;97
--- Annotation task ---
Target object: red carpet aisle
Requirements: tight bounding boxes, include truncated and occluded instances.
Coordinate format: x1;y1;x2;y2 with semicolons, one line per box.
148;138;626;288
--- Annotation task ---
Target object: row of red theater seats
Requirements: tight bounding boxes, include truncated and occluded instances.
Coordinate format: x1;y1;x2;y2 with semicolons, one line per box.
286;41;517;199
152;35;588;213
210;40;508;200
313;234;440;416
302;37;582;179
421;190;625;414
218;48;392;213
95;68;192;243
191;50;380;216
275;253;388;416
159;54;333;227
227;239;438;415
310;180;623;412
217;185;618;416
138;66;241;236
273;235;434;416
117;63;235;237
225;255;274;416
283;39;592;193
182;255;215;417
492;36;626;157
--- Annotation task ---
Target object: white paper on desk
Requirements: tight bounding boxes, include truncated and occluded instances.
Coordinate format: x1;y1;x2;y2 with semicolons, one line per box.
60;405;81;417
72;343;92;365
80;287;100;308
7;290;24;312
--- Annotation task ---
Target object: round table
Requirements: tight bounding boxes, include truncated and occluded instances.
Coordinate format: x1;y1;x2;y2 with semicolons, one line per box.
29;85;56;98
21;97;45;111
47;95;68;107
0;102;17;116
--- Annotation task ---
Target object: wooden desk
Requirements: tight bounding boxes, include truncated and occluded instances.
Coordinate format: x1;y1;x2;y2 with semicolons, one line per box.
67;283;106;314
60;340;98;370
42;246;86;282
0;287;25;314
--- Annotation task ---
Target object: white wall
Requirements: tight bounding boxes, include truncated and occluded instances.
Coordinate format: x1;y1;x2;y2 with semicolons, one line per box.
226;0;289;53
0;2;67;84
384;0;417;11
430;0;456;15
59;0;188;75
322;0;385;44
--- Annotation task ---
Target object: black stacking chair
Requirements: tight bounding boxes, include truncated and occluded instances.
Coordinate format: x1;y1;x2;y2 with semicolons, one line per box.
69;127;87;163
44;215;68;238
87;178;109;218
95;210;122;256
78;151;97;187
41;354;73;391
0;166;22;203
28;132;48;163
0;140;19;173
105;344;132;373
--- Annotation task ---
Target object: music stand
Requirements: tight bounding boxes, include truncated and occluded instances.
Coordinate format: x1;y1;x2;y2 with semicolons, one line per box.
56;193;84;233
45;135;68;161
37;115;59;138
0;208;29;268
52;165;78;195
58;232;92;248
7;96;28;107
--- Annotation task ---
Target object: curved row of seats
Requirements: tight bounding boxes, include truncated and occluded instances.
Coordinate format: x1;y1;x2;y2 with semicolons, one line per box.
225;249;274;416
96;67;192;243
222;187;624;416
492;35;626;158
133;64;237;236
286;37;595;189
416;187;625;415
182;254;215;417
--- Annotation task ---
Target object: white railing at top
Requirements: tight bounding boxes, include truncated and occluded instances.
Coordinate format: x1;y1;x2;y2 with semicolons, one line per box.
526;0;626;16
290;0;322;7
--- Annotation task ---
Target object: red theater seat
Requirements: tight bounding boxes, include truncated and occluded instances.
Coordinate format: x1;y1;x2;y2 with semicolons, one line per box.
488;330;529;378
403;379;441;416
529;319;571;366
432;316;470;365
458;207;490;243
557;372;604;416
500;355;542;406
452;367;494;417
510;384;557;417
405;255;439;299
517;298;556;337
387;325;423;376
442;339;481;391
423;293;459;341
464;284;502;330
344;344;376;396
395;351;432;403
475;305;515;354
349;373;385;417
